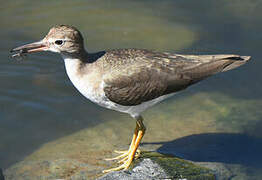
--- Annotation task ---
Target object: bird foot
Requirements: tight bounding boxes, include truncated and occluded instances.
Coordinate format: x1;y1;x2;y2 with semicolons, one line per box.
103;116;145;173
103;149;141;173
102;153;136;173
104;149;141;161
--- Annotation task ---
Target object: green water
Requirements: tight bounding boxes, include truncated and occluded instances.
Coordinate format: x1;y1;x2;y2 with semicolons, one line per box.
1;0;262;179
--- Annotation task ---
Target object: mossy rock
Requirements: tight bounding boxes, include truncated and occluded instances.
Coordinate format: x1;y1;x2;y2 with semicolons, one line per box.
99;151;216;180
137;151;215;180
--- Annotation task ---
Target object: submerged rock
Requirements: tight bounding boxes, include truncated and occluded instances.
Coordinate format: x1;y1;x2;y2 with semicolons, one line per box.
4;159;95;180
4;152;219;180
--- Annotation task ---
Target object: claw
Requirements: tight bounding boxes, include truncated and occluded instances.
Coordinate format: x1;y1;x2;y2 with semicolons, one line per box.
103;155;133;173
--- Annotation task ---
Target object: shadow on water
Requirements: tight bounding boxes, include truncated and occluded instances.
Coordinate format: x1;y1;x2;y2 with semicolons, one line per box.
143;133;262;168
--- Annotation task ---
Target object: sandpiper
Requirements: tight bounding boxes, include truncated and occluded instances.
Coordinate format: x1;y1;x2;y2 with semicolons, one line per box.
11;25;250;172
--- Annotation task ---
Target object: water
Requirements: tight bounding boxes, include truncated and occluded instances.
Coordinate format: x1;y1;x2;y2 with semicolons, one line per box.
1;0;262;179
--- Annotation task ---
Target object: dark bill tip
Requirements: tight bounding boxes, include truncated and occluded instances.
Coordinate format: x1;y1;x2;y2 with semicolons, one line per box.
10;48;28;53
10;40;47;54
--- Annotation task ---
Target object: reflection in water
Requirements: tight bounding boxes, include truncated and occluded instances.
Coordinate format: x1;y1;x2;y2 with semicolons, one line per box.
0;0;261;179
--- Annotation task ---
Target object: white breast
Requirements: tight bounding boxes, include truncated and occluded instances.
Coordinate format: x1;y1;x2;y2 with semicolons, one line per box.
63;57;104;105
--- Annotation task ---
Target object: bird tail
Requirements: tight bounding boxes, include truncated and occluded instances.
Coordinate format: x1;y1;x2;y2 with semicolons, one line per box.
219;55;251;72
179;54;251;81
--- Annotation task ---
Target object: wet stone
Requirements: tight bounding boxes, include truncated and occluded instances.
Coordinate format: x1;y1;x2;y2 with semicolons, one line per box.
98;158;168;180
3;152;221;180
99;152;217;180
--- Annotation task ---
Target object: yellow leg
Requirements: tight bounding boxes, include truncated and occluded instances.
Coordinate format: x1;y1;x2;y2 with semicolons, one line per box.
104;123;139;161
103;116;146;173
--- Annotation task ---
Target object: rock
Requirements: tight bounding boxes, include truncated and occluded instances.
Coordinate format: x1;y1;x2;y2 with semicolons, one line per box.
4;152;218;180
98;152;216;180
196;162;234;180
98;158;168;180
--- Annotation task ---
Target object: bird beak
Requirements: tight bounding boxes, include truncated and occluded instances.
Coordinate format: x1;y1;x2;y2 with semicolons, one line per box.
10;40;48;54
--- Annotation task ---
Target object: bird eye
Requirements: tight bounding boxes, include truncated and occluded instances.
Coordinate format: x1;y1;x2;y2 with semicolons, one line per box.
55;40;64;45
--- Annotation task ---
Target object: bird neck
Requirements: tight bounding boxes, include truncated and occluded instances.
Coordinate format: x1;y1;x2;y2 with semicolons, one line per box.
61;48;90;77
61;48;89;63
61;49;105;77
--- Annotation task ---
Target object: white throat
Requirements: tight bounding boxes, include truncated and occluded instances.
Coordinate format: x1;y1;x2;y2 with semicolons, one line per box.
62;54;87;95
62;55;81;75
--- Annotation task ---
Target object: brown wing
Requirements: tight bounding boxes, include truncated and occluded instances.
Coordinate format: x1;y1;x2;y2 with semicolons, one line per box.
102;49;250;106
103;66;191;106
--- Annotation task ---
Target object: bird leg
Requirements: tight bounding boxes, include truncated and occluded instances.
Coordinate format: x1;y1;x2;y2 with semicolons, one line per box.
103;116;146;173
105;123;139;161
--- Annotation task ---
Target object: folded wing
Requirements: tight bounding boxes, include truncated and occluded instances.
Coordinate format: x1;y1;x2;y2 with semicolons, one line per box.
103;49;250;106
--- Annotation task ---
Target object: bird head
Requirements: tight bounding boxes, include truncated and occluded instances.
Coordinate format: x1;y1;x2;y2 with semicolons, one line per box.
11;25;85;56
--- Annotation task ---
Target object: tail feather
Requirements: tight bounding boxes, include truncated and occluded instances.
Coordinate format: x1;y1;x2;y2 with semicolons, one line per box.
180;54;251;81
221;55;251;72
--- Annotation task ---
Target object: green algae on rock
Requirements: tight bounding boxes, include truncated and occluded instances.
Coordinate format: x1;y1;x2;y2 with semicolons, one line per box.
133;151;216;180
